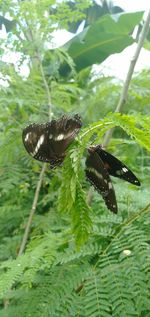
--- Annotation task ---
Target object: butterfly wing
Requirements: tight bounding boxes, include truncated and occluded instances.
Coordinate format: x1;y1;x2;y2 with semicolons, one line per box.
22;123;53;163
22;114;82;167
85;149;118;213
95;145;140;186
49;114;82;155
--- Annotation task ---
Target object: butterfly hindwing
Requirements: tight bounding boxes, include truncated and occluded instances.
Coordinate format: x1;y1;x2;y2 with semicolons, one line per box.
22;114;82;168
94;145;140;186
85;149;118;213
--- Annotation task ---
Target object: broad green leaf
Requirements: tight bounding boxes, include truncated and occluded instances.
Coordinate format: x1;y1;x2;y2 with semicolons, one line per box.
62;11;143;73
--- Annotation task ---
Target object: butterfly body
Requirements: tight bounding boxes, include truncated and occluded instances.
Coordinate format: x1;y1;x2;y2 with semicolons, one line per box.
85;145;140;213
22;114;82;168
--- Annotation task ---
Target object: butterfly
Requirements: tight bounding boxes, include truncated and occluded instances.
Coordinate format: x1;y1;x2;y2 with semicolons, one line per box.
85;145;141;213
22;114;82;168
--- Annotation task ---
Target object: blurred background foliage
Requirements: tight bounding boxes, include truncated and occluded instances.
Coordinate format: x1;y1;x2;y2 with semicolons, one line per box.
0;0;150;316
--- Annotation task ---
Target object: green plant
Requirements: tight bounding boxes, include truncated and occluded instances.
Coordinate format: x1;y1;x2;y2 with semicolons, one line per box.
0;1;150;316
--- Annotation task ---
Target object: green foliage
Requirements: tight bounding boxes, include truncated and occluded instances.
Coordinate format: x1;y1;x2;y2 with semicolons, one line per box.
107;113;150;151
58;144;92;244
61;11;143;73
0;0;150;316
57;112;150;245
0;206;150;316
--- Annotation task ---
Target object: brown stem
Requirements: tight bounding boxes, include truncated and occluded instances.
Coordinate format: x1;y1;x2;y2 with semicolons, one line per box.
103;10;150;148
38;55;52;121
4;10;53;310
4;164;46;308
18;30;52;255
18;164;46;256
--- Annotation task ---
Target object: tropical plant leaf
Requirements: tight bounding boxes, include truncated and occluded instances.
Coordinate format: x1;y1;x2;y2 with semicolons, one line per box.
61;11;143;73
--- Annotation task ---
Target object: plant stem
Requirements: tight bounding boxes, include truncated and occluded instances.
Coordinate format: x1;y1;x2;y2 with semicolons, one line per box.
103;10;150;148
18;31;52;256
39;58;52;121
18;164;46;256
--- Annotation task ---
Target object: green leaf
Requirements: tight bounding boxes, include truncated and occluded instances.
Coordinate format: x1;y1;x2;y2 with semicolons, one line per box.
62;11;143;72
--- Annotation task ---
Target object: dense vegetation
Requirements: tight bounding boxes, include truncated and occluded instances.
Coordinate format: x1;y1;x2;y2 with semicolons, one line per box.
0;1;150;316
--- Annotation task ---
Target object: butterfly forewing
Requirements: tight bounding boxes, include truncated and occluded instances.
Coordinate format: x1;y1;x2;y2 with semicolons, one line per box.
95;145;140;186
49;114;82;155
22;114;82;168
85;150;118;213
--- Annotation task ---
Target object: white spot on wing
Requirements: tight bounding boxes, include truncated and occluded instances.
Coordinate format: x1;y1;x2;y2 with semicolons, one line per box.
54;129;79;142
25;132;30;142
108;182;113;189
122;167;128;173
116;167;128;176
55;134;64;141
33;134;45;156
88;167;103;180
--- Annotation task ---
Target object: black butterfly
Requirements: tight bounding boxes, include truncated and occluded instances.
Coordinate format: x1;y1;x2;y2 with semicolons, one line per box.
22;114;82;168
85;145;140;213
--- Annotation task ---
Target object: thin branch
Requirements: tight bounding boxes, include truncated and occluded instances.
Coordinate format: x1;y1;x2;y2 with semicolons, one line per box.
18;29;52;255
38;53;52;121
4;7;53;309
86;11;150;208
4;166;47;307
103;10;150;148
18;164;46;256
